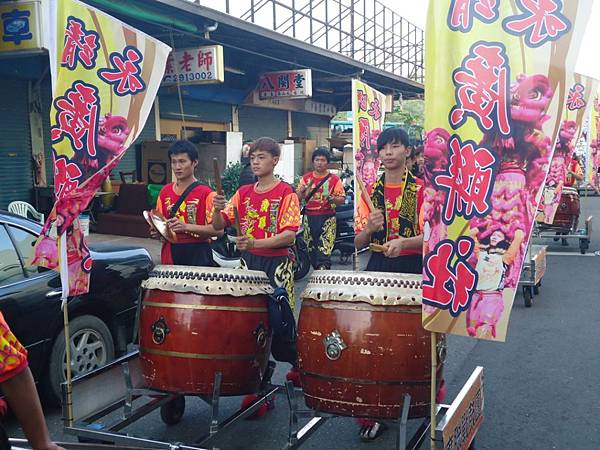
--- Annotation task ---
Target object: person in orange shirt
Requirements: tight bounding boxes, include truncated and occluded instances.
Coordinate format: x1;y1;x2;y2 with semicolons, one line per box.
355;127;424;274
0;313;64;450
151;140;221;266
353;127;424;441
297;147;345;270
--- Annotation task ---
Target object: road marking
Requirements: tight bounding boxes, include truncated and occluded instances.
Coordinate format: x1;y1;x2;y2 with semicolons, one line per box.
546;251;598;257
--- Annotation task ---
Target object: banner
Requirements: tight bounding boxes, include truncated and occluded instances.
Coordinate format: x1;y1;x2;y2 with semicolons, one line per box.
422;1;592;341
32;0;170;295
590;94;600;190
538;76;594;224
352;79;386;211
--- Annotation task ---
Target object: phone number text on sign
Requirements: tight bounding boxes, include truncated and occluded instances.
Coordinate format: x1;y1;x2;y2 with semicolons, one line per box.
162;45;224;86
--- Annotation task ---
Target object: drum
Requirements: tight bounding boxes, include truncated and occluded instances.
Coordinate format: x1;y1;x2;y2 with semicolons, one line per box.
553;186;580;230
297;270;444;419
139;265;273;395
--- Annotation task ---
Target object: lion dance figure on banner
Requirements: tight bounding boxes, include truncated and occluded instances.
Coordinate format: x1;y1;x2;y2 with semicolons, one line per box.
466;73;554;338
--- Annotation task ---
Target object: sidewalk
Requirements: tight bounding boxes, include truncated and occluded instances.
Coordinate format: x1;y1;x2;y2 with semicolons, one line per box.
87;232;162;263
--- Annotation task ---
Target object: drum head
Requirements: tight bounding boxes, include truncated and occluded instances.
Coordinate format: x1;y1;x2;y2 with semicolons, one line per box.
142;265;274;297
144;210;177;243
301;270;422;306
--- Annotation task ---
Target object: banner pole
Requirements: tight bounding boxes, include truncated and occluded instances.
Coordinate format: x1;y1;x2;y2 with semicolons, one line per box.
430;332;437;450
59;233;74;427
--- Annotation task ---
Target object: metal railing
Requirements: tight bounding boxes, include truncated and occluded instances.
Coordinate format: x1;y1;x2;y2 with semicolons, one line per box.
191;0;424;83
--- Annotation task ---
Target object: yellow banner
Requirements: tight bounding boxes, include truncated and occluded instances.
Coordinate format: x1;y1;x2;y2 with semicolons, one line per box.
422;1;593;342
352;79;386;205
33;0;170;295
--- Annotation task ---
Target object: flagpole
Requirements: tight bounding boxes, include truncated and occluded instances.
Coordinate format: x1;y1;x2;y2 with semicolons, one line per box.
59;232;74;427
430;332;437;450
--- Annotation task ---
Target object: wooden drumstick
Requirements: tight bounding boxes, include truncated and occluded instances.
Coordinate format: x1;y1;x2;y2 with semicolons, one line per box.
213;158;223;195
233;205;241;236
356;176;376;213
369;243;386;253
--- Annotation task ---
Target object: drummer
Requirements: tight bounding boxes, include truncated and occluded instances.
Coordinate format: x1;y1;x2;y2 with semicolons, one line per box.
212;137;300;307
565;154;584;187
353;126;424;441
355;127;424;273
212;137;302;387
151;140;222;266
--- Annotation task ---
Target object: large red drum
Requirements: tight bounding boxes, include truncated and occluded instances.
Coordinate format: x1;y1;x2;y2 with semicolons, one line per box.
552;186;580;230
139;266;273;396
298;271;444;419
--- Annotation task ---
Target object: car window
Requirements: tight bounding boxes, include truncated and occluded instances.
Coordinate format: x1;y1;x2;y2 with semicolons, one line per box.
6;225;49;276
0;226;26;285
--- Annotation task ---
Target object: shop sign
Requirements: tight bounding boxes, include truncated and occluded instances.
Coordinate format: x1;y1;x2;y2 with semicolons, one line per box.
162;45;224;85
305;99;336;116
258;69;312;99
0;0;42;52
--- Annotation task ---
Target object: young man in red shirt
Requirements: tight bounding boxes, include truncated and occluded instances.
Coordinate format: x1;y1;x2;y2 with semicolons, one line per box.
212;137;301;391
0;313;64;450
213;137;300;306
152;140;221;266
353;127;424;441
297;147;345;270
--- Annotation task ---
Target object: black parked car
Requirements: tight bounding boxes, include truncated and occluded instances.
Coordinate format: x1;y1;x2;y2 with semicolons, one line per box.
0;211;153;401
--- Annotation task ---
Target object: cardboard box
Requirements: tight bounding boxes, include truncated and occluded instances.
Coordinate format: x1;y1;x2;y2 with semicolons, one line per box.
141;141;172;185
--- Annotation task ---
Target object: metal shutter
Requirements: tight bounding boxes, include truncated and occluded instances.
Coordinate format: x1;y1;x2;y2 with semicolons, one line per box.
0;79;32;209
239;106;288;142
291;112;331;146
159;96;232;123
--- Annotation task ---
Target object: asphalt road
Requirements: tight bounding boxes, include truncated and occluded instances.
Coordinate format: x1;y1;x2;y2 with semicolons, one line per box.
6;195;600;449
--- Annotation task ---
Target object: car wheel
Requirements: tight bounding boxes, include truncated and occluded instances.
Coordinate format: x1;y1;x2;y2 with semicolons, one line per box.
47;315;115;402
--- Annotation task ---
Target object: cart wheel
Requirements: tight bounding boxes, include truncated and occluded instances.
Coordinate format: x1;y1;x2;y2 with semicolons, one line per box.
533;284;540;295
160;395;185;425
523;286;532;308
579;239;589;255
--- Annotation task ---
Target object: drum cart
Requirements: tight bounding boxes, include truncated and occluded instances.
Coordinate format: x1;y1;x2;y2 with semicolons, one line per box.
535;215;593;254
283;367;484;450
518;244;547;307
61;350;280;449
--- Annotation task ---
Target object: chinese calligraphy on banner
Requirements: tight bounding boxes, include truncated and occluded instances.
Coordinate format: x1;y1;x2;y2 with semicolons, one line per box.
422;0;593;342
162;45;224;85
258;69;312;99
538;76;595;224
32;0;170;295
351;79;386;207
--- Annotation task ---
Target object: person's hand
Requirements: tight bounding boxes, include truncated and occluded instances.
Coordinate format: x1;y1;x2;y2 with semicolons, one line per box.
383;238;405;258
213;194;227;212
366;210;384;234
236;236;254;251
297;183;311;200
167;218;188;234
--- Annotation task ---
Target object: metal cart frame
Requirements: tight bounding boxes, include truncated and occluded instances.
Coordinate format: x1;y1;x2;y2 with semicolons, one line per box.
535;215;593;254
518;244;547;307
62;351;279;449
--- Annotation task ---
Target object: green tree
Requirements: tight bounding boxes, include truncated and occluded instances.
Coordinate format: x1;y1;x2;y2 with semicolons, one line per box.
386;99;424;142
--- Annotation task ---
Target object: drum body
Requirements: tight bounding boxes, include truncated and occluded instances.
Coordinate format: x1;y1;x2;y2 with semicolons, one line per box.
553;186;580;230
139;266;273;396
298;271;444;419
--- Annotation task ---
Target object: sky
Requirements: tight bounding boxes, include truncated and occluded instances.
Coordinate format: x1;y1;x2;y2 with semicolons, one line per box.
382;1;600;81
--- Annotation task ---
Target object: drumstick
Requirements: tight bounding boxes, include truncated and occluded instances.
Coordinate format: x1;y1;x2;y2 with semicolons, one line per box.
233;205;241;236
369;243;386;253
356;176;376;213
213;158;223;195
